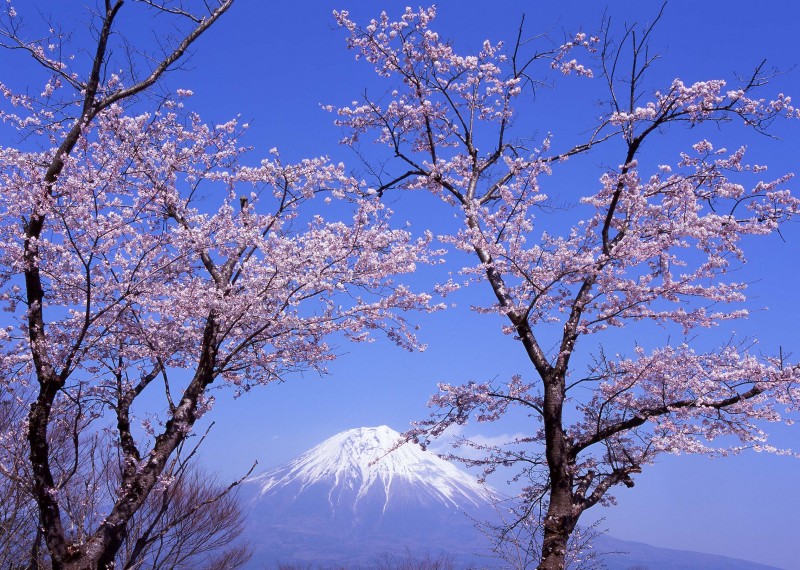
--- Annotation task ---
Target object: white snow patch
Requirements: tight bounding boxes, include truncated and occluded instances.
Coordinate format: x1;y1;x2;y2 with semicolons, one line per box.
249;426;497;511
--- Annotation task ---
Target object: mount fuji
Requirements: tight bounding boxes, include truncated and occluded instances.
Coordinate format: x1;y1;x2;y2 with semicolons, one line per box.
241;425;498;567
240;426;784;569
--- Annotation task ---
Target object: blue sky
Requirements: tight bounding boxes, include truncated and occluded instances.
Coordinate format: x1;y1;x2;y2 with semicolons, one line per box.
4;1;800;568
181;3;800;568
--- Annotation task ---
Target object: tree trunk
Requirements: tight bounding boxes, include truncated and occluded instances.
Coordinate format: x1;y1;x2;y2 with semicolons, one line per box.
538;506;576;570
538;372;578;570
537;475;580;570
539;531;569;570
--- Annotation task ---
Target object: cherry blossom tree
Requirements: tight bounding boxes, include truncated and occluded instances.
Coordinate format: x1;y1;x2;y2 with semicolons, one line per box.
0;2;437;568
333;7;800;570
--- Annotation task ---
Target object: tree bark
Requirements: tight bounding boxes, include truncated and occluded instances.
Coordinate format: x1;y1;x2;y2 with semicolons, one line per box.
537;370;578;570
538;495;578;570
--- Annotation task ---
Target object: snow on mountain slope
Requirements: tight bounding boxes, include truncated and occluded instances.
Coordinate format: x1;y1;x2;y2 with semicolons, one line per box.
242;426;500;567
248;425;495;513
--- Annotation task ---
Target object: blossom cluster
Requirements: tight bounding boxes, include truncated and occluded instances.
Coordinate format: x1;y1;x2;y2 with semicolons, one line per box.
334;5;800;515
0;86;441;450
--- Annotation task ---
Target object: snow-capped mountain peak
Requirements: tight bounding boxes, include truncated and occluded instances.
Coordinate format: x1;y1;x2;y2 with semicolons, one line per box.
243;426;501;567
248;425;495;512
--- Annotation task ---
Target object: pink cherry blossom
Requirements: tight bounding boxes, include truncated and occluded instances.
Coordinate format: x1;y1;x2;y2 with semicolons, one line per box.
334;7;800;569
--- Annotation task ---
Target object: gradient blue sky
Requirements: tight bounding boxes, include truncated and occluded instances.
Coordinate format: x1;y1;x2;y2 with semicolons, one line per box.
5;1;800;568
187;3;800;568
